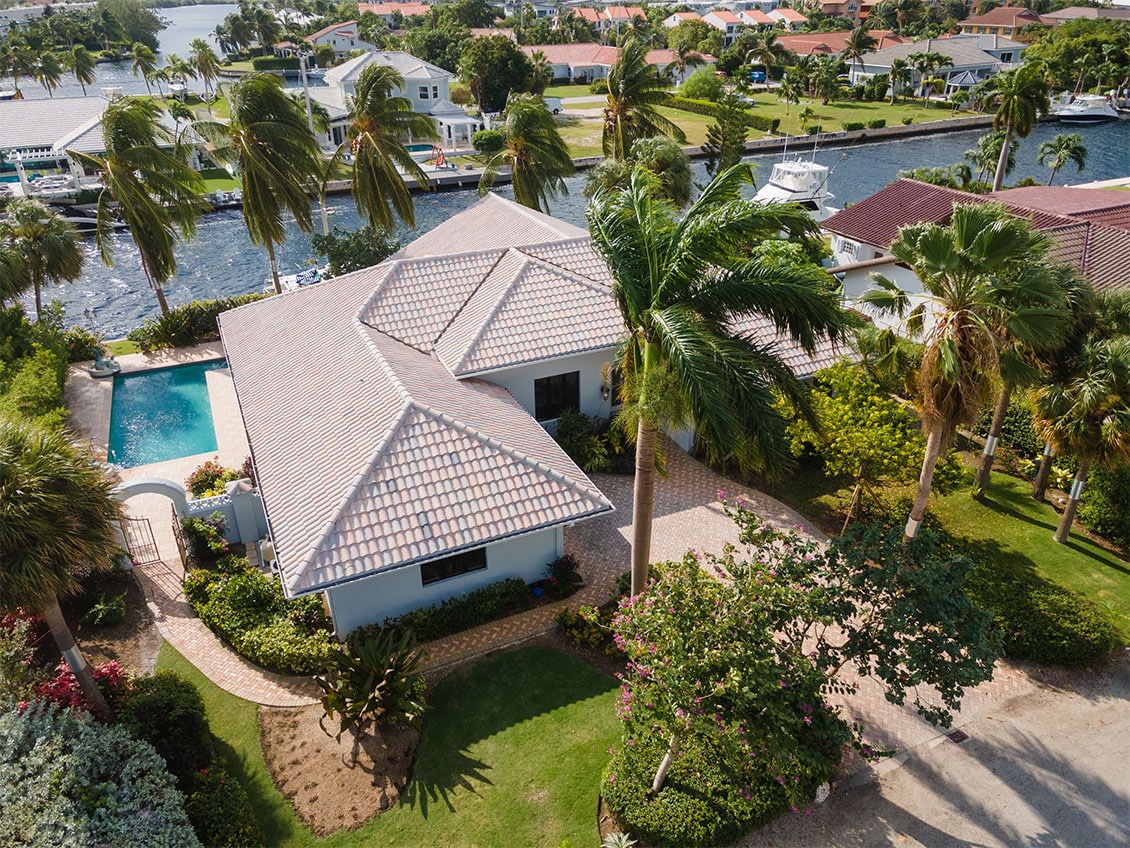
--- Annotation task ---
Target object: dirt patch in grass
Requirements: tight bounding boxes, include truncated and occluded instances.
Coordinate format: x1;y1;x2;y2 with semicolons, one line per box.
59;570;162;676
259;704;420;837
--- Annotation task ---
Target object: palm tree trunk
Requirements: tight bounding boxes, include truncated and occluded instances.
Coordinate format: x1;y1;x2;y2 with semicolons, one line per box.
630;417;659;596
1054;459;1090;543
1032;443;1054;501
974;383;1011;491
139;253;170;316
266;238;283;294
33;274;43;320
43;597;113;721
992;124;1012;192
651;730;681;794
1047;165;1059;186
905;425;944;543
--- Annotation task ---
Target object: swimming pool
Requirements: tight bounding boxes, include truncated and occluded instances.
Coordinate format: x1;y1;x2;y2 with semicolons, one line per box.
108;359;227;468
406;143;439;162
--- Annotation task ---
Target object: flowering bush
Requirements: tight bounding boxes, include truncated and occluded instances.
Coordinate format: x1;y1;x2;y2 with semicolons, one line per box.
180;511;229;568
34;659;133;713
0;611;50;703
185;458;244;499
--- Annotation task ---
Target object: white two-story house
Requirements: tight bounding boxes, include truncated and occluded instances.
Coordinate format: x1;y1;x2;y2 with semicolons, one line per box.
304;20;381;60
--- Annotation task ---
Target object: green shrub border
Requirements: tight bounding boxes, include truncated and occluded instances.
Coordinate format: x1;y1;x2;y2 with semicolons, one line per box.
667;95;780;133
126;293;268;352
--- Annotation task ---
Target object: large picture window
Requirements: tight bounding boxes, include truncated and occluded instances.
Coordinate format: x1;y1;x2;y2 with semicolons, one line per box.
420;548;487;585
534;371;580;421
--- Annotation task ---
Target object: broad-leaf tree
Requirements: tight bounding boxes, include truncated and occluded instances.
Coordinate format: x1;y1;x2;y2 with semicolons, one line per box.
587;164;848;594
336;64;437;233
479;92;573;213
70;98;207;315
0;198;83;319
986;61;1049;191
862;203;1065;542
0;418;125;721
602;37;685;159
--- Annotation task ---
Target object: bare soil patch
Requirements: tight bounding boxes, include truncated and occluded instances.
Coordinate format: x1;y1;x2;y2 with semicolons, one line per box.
60;570;162;676
260;704;419;837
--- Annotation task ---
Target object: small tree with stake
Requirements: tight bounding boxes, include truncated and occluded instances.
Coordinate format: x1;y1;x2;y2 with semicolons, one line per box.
316;629;427;764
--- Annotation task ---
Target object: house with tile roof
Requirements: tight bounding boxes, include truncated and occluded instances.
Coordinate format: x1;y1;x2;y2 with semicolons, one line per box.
356;1;432;23
958;5;1046;37
303;20;381;59
822;180;1130;312
663;10;703;27
775;28;905;56
703;9;746;45
219;194;847;633
519;44;709;83
848;34;1025;90
768;7;807;29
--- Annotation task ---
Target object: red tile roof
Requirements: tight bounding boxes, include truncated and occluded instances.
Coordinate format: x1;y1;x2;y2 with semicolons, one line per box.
742;10;776;25
1082;225;1130;293
823;180;972;247
989;186;1130;230
706;10;744;24
305;20;358;42
776;29;904;55
961;6;1044;26
772;8;808;21
573;7;603;22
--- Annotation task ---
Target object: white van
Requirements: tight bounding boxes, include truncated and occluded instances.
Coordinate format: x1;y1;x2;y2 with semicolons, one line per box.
543;96;563;114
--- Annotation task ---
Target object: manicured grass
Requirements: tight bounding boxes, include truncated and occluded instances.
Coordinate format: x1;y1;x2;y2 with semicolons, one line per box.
556;114;605;158
158;643;619;847
199;167;239;193
772;465;1130;636
739;95;974;137
105;339;141;355
545;82;597;99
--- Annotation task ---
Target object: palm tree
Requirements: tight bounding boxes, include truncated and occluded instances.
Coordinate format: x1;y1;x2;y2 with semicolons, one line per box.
131;42;157;95
250;6;282;56
1038;132;1087;186
333;64;436;234
1032;335;1130;543
736;30;789;82
529;49;552;95
34;51;63;97
602;38;684;159
479;92;573;214
148;67;169;98
0;198;84;319
663;40;704;86
587;163;849;593
812;55;842;105
965;130;1014;185
69;45;96;96
889;57;911;104
189;38;220;98
164;53;196;90
212;73;322;293
212;23;233;56
907;51;953;108
69;98;207;316
987;62;1048;192
862;203;1065;542
841;24;877;81
0;418;125;722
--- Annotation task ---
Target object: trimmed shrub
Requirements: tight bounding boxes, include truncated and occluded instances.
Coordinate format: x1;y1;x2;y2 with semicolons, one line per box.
866;117;886;129
251;55;299;70
0;702;202;847
184;762;265;848
235;619;333;673
471;128;505;154
901;116;913;125
679;66;724;102
806;125;822;135
841;120;866;131
667;95;780;133
450;84;472;105
1078;464;1130;553
119;671;213;790
589;78;608;94
126;293;268;352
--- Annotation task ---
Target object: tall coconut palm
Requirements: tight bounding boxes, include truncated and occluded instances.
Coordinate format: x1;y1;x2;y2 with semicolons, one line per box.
189;38;220;99
736;30;789;82
587;164;849;593
907;50;953;108
213;73;322;293
250;6;282;56
69;98;207;316
0;198;83;319
34;51;63;97
0;241;26;304
602;37;685;160
1032;335;1130;543
862;203;1065;542
1038;132;1087;186
0;418;125;721
164;53;196;90
479;92;574;214
973;264;1087;492
529;49;553;95
888;57;911;104
663;40;704;87
69;45;96;96
987;61;1048;192
131;42;157;94
841;24;877;80
334;64;436;235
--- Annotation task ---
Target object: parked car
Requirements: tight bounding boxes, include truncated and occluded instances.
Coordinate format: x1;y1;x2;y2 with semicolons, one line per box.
749;70;767;83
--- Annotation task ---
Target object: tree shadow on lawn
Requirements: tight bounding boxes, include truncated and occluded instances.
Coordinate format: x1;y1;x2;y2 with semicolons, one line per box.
401;645;618;818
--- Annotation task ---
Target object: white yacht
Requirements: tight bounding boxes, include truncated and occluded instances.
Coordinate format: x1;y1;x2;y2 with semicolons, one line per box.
1054;94;1121;124
753;157;839;222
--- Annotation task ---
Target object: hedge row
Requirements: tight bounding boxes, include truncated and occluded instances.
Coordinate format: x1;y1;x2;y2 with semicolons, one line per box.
126;293;268;352
251;56;300;71
666;95;781;134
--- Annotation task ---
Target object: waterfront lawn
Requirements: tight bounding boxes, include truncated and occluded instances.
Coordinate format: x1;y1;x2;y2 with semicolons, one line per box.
741;96;975;137
772;465;1130;635
158;643;619;848
199;167;239;192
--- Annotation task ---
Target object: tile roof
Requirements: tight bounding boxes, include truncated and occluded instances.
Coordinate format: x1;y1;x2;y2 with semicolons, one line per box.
777;29;904;55
961;6;1044;26
705;10;745;24
772;7;808;21
325;50;450;85
305;20;357;41
1080;225;1130;294
357;1;431;15
823;179;972;246
573;7;603;22
861;36;1012;68
741;10;775;25
666;11;702;20
989;186;1130;229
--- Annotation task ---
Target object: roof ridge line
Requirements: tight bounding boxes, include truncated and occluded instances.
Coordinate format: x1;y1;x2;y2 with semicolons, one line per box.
431;247;514;355
444;250;531;375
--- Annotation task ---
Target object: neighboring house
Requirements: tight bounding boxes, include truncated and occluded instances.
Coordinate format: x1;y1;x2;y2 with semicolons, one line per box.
470;26;517;40
520;44;710;83
502;0;557;17
814;0;860;23
663;10;703;27
767;7;807;29
1041;5;1130;25
703;10;745;46
823;180;1130;311
848;35;1025;90
958;5;1046;37
740;9;777;27
219;194;847;633
307;50;480;150
776;29;905;56
357;1;432;23
304;20;380;59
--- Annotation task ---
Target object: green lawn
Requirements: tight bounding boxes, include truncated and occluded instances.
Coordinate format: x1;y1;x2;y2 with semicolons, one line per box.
105;339;141;355
773;465;1130;635
158;643;619;847
199;167;239;193
740;95;971;137
545;82;598;99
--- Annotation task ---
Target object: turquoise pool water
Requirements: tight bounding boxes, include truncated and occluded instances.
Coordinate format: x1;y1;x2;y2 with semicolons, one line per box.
108;360;227;468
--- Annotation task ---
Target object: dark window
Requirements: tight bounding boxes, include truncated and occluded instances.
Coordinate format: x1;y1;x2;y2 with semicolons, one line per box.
534;371;580;421
420;548;487;585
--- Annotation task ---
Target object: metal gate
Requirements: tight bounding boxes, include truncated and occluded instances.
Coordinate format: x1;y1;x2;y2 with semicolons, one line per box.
121;515;161;566
171;504;188;567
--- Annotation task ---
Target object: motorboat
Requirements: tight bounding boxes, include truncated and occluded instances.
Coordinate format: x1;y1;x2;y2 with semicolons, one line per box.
753;156;839;222
1053;94;1121;124
265;265;328;292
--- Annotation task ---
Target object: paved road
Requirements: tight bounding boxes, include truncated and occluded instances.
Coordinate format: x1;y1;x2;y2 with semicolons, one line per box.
744;656;1130;847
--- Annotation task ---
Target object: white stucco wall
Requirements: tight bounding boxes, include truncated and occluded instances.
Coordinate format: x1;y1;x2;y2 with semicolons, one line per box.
323;525;564;635
481;348;619;428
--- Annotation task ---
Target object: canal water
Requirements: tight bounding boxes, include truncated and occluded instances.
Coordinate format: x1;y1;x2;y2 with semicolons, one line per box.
10;6;1130;336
